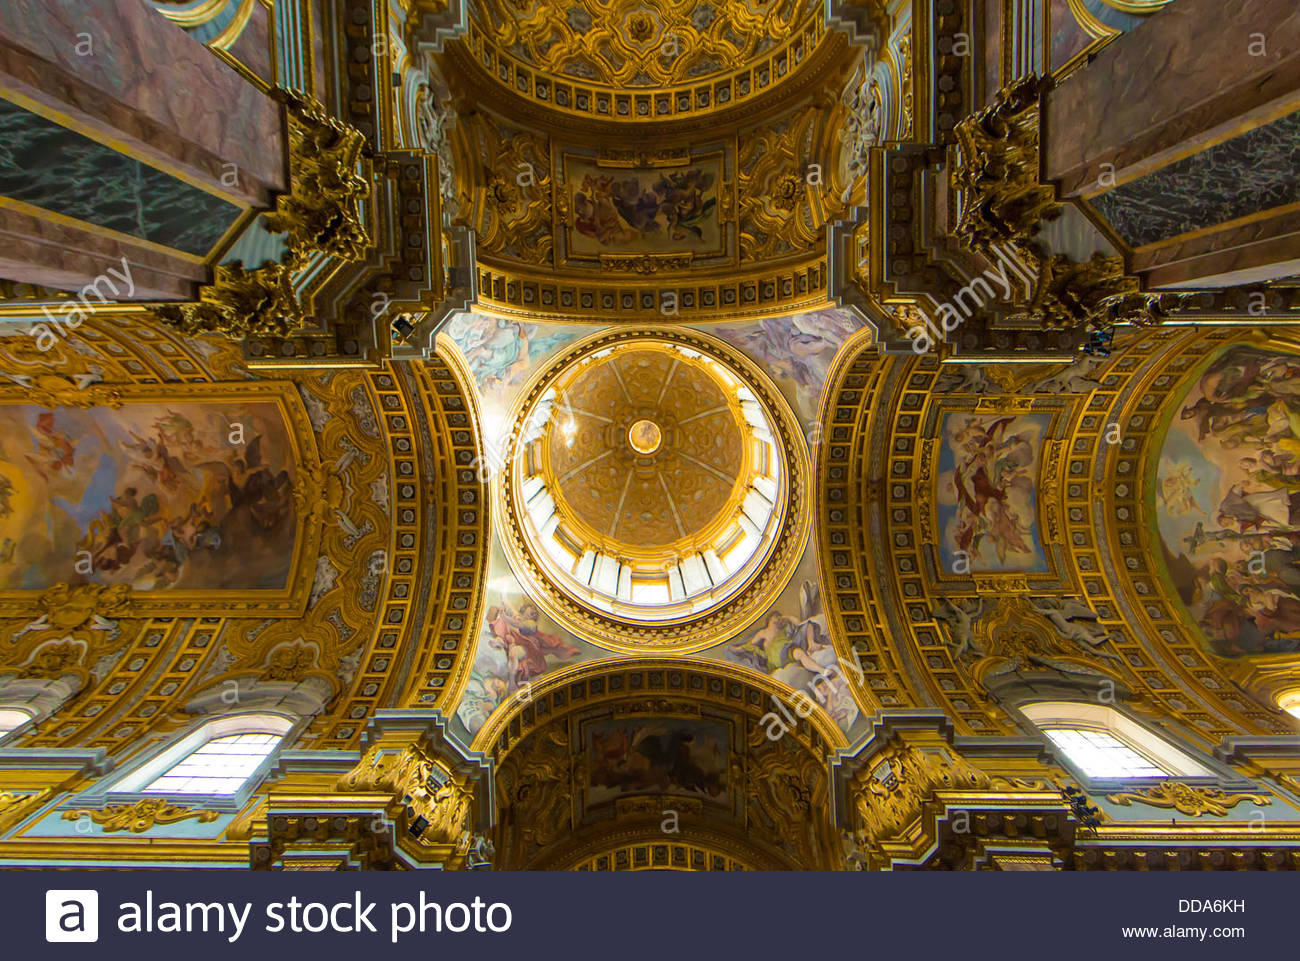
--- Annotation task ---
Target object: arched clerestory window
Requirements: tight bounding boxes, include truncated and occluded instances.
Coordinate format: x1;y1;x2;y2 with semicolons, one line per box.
108;714;294;800
0;708;34;743
1021;701;1212;780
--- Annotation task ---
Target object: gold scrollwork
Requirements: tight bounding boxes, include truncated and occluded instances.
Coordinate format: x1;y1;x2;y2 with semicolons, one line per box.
952;76;1059;250
264;93;372;264
1105;781;1271;818
339;743;473;845
62;799;221;833
472;0;815;89
850;742;990;840
153;261;304;339
739;107;837;262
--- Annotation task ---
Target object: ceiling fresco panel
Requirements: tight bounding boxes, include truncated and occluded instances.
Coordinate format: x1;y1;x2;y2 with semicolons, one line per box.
1151;342;1300;658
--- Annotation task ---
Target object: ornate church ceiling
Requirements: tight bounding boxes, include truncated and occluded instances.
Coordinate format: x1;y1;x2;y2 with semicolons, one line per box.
1;0;1300;876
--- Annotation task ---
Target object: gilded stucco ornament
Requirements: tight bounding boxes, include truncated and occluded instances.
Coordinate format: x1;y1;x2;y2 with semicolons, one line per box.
951;77;1184;332
952;76;1060;249
739;107;837;261
153;94;370;341
495;728;572;853
850;742;990;840
263;93;373;264
1105;781;1270;818
62;799;220;833
1013;253;1189;330
416;83;459;217
932;595;1126;693
3;374;124;410
0;790;52;833
153;261;305;339
472;0;819;89
1;584;135;678
836;59;884;202
339;743;473;845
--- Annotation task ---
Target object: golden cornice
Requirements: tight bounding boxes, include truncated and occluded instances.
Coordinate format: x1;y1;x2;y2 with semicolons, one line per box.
473;256;830;324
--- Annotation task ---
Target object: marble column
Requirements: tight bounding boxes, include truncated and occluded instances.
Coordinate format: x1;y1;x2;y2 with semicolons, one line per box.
1044;0;1300;288
0;0;288;300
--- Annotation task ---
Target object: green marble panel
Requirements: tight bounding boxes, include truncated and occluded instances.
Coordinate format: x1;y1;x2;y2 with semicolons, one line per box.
0;96;241;256
1092;109;1300;248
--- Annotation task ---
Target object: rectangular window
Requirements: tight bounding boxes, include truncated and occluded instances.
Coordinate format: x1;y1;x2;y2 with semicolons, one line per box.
141;732;283;796
1043;728;1166;779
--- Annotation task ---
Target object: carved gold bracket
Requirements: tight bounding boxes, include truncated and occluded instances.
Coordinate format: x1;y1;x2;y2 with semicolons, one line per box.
949;77;1184;332
153;261;305;339
152;93;372;341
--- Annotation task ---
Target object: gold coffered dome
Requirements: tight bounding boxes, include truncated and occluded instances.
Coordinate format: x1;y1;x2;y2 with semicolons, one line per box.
461;0;832;123
500;329;809;653
542;346;749;554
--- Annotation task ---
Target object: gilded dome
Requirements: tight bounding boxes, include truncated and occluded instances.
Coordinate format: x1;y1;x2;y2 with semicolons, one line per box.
499;329;808;652
543;346;749;553
472;0;823;89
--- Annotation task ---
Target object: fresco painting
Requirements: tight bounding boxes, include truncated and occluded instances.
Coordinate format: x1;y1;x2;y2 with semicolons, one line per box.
707;309;865;425
0;400;295;592
936;412;1050;573
1155;346;1300;656
443;312;580;399
455;550;603;737
567;158;721;257
714;560;862;735
584;716;730;808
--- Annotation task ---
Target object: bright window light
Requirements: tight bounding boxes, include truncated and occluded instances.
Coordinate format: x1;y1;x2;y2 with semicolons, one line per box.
1042;728;1166;779
1278;690;1300;720
1021;701;1212;777
0;708;32;739
141;732;283;796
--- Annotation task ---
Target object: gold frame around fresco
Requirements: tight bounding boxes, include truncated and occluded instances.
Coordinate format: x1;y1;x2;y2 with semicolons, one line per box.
0;380;324;617
557;147;731;269
922;395;1073;593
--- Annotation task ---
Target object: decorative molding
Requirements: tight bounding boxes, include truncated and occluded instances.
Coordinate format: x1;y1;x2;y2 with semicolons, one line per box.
1105;781;1271;818
62;798;220;833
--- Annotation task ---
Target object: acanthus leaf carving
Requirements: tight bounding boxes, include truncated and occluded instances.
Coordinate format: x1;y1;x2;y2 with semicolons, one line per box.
62;798;220;834
1105;781;1270;818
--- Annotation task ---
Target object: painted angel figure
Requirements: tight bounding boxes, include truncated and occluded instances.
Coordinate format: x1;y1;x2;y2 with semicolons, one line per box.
484;599;581;688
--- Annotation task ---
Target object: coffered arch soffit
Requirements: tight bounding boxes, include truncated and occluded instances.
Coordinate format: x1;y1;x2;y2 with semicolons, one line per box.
0;315;487;756
816;330;1297;751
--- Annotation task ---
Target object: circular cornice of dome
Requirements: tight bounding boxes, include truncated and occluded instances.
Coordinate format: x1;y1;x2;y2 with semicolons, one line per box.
497;327;809;654
459;0;832;125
